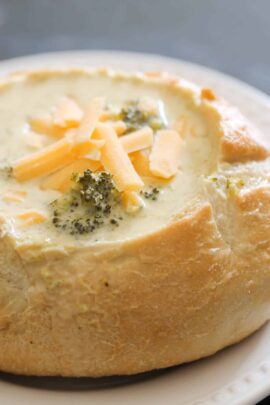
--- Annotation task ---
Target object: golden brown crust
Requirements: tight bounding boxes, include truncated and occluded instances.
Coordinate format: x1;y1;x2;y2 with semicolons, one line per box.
0;200;269;376
0;68;269;376
201;98;268;163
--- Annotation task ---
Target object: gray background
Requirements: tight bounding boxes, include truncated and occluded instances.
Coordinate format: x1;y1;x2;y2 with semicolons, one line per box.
0;1;269;403
0;0;269;94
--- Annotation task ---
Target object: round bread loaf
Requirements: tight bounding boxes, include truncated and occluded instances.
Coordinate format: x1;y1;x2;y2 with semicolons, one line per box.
0;68;269;376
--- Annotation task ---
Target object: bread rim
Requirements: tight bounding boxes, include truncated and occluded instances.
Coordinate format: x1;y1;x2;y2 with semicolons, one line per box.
0;68;269;377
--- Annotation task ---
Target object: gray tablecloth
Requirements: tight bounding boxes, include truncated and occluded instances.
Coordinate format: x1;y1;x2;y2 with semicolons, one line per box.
0;0;269;94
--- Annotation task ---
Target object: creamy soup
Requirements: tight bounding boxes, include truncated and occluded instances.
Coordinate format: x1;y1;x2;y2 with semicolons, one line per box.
0;70;218;246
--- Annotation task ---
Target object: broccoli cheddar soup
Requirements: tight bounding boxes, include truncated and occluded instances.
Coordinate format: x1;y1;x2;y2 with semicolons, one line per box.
0;69;217;245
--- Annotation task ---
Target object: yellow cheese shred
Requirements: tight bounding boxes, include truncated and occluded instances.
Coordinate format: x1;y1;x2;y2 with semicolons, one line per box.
100;110;115;122
76;97;105;143
95;123;144;192
13;131;105;182
41;158;102;192
111;120;127;135
131;150;153;177
83;139;105;161
149;130;183;178
29;114;66;138
3;190;27;203
122;191;144;213
52;97;83;127
120;127;153;154
72;138;104;158
13;137;75;181
16;210;47;226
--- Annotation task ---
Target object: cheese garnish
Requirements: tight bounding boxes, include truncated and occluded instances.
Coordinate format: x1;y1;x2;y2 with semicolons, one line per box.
100;110;111;122
52;97;83;127
122;191;144;213
14;133;105;182
12;96;183;219
13;137;74;181
95;123;144;192
41;158;101;192
17;210;47;226
111;120;127;135
29;114;66;138
76;97;105;143
72;138;105;159
149;130;183;178
120;127;153;154
3;189;27;203
131;150;153;177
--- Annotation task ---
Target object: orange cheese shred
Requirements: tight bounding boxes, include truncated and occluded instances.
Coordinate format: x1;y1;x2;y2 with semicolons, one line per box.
120;127;153;154
111;120;127;135
82;139;105;161
76;97;105;143
131;150;153;177
41;158;102;192
95;123;144;192
16;210;47;226
72;138;105;159
13;137;74;181
99;110;111;122
3;189;27;203
122;191;144;213
13;129;106;182
52;97;83;127
149;130;183;178
29;114;66;138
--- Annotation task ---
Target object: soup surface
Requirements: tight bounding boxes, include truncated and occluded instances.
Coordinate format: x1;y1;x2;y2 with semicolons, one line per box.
0;70;218;246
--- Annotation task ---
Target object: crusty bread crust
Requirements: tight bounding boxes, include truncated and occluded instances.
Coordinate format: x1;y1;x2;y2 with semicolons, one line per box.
0;69;269;376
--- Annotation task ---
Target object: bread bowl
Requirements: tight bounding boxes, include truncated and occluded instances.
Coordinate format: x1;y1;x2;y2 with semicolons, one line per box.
0;67;269;377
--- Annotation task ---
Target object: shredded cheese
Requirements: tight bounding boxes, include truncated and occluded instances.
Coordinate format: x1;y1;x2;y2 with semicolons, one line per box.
72;138;105;158
29;114;66;138
52;97;83;127
95;123;144;192
122;191;144;213
41;158;101;192
111;120;127;135
83;139;105;161
149;130;183;178
14;96;182;219
14;131;106;182
16;210;47;226
120;127;153;154
131;150;153;177
76;97;105;143
99;110;111;122
3;190;27;203
13;137;75;181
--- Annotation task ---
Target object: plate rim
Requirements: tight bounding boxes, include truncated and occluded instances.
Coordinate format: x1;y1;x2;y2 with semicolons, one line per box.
0;49;269;101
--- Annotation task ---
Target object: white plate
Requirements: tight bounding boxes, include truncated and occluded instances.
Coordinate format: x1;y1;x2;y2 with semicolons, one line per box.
0;51;269;405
